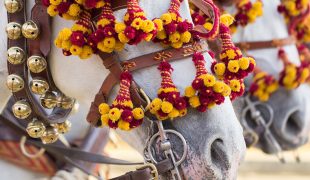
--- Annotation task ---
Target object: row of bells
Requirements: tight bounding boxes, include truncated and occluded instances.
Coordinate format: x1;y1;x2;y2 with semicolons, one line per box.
6;21;39;40
5;0;39;40
26;118;72;144
5;0;74;144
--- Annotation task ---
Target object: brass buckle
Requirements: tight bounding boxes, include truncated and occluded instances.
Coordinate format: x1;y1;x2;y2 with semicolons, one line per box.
136;163;159;180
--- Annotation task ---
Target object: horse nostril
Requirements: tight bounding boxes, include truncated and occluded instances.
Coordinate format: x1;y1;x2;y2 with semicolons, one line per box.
284;111;303;137
210;138;230;171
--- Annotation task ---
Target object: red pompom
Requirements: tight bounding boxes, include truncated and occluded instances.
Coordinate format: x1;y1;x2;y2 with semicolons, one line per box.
121;110;134;122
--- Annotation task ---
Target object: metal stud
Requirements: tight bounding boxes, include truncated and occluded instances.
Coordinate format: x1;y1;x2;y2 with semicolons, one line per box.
27;55;47;73
22;21;39;39
57;95;75;109
55;120;71;134
4;0;23;13
7;47;25;65
40;91;57;109
41;126;59;144
30;79;49;95
26;119;46;138
6;22;22;40
6;74;24;92
12;100;31;119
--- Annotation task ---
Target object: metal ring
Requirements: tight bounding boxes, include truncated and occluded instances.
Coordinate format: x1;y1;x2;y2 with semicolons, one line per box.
241;101;274;130
19;136;45;159
147;129;187;166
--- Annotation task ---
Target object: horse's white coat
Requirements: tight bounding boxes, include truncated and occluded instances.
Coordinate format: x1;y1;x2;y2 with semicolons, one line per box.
0;0;245;179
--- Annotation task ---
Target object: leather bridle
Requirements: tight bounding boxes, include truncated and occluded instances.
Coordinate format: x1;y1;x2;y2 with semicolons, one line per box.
2;0;220;179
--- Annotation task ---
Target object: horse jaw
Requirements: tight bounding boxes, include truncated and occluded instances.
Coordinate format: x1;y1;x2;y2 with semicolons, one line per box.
231;0;310;153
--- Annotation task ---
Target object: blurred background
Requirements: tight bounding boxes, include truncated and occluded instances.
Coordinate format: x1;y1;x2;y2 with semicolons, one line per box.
100;132;310;180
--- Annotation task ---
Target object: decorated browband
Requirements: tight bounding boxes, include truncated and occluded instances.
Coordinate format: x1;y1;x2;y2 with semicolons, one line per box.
42;0;255;131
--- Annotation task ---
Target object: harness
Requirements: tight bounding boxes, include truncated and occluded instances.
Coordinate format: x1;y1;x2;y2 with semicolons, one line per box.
2;0;219;179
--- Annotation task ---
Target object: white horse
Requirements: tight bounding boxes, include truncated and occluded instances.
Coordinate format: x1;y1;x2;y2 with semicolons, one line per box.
226;0;310;154
0;0;246;179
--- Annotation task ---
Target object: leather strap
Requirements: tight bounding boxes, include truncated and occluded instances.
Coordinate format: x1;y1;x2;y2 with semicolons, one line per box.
27;1;73;124
111;0;127;11
235;36;296;50
87;41;208;126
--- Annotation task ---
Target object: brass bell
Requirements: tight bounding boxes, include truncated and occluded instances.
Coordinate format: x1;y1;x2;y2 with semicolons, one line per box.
12;100;31;119
30;79;49;95
55;120;72;134
6;22;22;40
22;21;39;39
26;119;46;138
40;91;57;109
6;74;24;92
27;56;47;73
41;126;59;144
57;95;75;109
4;0;23;13
7;47;25;65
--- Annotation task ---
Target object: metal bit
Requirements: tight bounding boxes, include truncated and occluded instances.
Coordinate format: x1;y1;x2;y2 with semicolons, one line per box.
243;95;284;162
156;121;182;180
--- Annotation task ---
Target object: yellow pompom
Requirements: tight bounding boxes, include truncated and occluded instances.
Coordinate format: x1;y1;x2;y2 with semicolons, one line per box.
75;0;85;4
169;32;181;43
70;45;83;55
97;18;111;27
213;82;225;93
144;33;154;41
47;5;58;17
118;32;130;43
58;28;72;41
220;14;234;27
207;102;216;109
118;120;130;131
54;38;62;48
61;40;71;50
189;96;200;108
150;98;162;112
259;93;269;102
225;49;237;59
100;114;109;127
104;37;116;48
201;74;216;87
222;84;231;96
161;13;172;24
115;23;127;33
300;69;310;82
72;24;89;34
95;1;105;8
185;86;196;97
108;108;121;122
168;108;179;119
239;57;250;70
170;13;178;21
214;63;226;76
228;60;240;73
229;80;241;92
97;41;114;53
141;20;155;33
180;31;191;43
266;83;279;93
161;101;173;113
203;22;213;31
131;18;144;30
153;19;163;31
179;108;187;117
68;4;80;17
114;41;125;51
132;108;144;120
157;30;167;40
171;41;183;49
99;103;110;115
79;46;93;59
50;0;62;6
62;13;75;20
